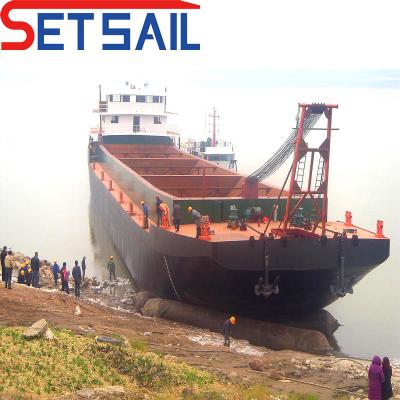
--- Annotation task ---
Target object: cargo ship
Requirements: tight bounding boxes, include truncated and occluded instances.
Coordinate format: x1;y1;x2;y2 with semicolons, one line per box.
88;83;390;317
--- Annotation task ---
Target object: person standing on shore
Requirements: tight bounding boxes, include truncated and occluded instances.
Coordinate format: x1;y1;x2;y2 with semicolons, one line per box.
222;316;236;347
107;256;116;282
382;357;393;400
4;250;14;289
1;246;7;281
72;260;82;298
155;196;163;227
81;256;87;280
30;252;41;288
52;261;60;287
60;262;69;294
368;355;384;400
173;203;182;233
141;200;149;229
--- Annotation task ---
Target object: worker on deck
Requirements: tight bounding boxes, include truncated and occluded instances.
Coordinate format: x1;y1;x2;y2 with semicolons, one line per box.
52;261;60;287
72;260;82;298
188;207;202;238
4;250;14;289
155;196;163;227
141;200;149;229
173;203;182;233
1;246;7;282
108;256;116;282
222;316;236;347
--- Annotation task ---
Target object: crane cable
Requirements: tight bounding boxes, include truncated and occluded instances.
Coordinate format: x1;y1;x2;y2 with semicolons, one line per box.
247;111;322;182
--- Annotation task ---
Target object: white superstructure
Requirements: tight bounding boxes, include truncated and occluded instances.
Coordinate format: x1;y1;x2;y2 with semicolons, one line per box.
185;108;237;171
93;82;178;138
92;85;237;170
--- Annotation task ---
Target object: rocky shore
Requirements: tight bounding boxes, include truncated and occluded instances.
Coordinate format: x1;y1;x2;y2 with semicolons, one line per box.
2;252;399;399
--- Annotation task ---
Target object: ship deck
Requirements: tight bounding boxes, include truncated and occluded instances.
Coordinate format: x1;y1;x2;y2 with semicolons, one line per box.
103;143;282;198
91;163;382;241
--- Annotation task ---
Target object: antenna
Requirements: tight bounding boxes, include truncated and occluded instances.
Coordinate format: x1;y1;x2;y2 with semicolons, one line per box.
208;107;220;147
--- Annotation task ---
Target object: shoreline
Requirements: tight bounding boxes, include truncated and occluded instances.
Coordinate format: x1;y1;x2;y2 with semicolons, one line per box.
1;252;399;399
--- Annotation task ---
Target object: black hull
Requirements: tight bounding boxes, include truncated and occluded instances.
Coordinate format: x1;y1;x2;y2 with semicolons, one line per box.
89;166;390;317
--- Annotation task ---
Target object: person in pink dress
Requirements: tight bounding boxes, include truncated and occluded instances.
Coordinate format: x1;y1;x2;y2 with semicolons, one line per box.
368;355;385;400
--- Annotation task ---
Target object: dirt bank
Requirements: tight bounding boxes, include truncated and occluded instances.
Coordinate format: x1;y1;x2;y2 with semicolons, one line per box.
1;283;399;399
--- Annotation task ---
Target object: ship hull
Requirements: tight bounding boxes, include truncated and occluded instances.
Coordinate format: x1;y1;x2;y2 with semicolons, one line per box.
89;164;390;317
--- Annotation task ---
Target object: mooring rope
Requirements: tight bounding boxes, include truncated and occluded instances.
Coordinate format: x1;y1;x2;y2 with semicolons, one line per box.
163;255;183;301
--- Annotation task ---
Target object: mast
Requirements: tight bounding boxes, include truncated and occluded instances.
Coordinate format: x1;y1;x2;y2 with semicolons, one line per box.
99;84;102;133
209;107;219;147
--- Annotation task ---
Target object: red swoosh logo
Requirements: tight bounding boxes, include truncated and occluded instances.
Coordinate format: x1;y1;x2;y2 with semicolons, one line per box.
2;0;200;10
1;0;200;50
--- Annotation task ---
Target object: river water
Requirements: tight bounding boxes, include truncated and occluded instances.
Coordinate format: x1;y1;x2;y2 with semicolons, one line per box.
0;77;398;360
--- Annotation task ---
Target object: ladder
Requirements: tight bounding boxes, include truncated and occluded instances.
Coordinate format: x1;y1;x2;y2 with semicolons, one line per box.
314;155;325;193
295;155;307;190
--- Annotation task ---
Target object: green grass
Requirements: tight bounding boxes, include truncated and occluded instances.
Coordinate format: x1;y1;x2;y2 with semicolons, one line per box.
0;327;323;400
129;339;148;352
0;327;212;396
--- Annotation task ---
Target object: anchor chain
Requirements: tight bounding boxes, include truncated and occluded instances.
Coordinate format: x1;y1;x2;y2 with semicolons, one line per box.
254;238;280;299
163;255;182;301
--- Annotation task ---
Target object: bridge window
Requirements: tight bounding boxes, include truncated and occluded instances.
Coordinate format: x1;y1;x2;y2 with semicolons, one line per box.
110;94;121;102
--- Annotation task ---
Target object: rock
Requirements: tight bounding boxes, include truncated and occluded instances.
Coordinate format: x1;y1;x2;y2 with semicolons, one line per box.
22;319;48;339
269;369;285;380
182;387;195;399
249;358;265;371
74;305;81;316
293;370;304;378
81;278;91;289
143;331;151;336
97;386;126;395
95;336;126;346
76;388;96;398
43;327;56;340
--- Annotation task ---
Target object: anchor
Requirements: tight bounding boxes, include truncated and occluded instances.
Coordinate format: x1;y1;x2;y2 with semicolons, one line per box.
255;275;280;298
254;238;280;299
330;275;355;297
330;235;355;297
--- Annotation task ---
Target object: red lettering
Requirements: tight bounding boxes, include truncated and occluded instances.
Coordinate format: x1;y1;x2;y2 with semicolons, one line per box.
1;1;35;50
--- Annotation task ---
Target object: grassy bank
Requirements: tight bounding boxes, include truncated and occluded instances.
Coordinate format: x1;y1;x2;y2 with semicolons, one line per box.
0;327;324;399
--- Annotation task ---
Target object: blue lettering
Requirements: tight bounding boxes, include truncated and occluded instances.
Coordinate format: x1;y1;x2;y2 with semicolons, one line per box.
37;13;64;50
170;13;177;51
136;13;166;51
181;13;200;50
68;13;94;50
102;13;130;50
